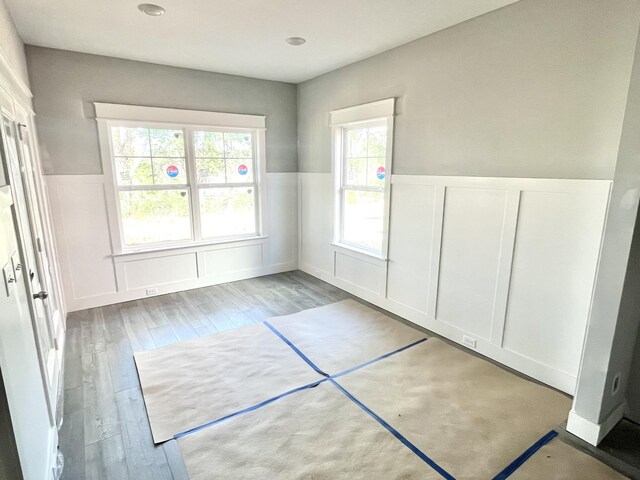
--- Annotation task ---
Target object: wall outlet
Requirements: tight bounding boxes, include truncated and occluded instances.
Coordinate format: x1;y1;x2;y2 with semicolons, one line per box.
462;335;477;349
145;288;158;296
612;372;621;395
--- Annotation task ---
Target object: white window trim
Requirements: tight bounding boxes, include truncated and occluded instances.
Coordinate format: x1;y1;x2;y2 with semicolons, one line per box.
95;103;268;255
330;98;395;260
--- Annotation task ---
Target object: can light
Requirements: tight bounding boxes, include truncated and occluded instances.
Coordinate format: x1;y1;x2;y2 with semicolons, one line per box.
285;37;306;46
138;3;166;16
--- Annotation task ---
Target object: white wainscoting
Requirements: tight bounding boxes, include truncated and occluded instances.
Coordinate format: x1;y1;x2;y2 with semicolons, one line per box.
47;173;298;311
299;173;611;394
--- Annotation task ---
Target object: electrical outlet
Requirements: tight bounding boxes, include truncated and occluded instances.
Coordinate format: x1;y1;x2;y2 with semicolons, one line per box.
146;288;158;296
612;372;621;395
462;335;477;349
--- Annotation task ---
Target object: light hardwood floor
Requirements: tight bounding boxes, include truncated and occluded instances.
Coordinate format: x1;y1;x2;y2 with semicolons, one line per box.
59;270;352;480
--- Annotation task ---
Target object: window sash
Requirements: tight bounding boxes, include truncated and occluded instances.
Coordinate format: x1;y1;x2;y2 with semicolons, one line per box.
105;122;261;251
338;122;388;254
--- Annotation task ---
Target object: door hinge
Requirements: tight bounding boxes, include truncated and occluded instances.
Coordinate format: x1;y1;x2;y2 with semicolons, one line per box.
17;123;26;141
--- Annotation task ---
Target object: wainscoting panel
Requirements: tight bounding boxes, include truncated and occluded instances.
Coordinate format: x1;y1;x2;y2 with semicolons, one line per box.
386;183;437;314
47;176;118;300
201;244;263;278
123;253;199;290
502;188;610;376
436;186;508;340
46;173;298;311
298;173;335;277
299;173;611;394
334;251;385;296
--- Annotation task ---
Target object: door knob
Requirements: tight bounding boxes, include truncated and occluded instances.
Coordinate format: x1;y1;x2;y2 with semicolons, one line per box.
33;291;48;300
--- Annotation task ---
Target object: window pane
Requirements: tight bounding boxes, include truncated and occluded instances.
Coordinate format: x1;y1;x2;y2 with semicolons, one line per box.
224;132;252;158
367;158;386;187
152;158;187;185
119;190;191;246
343;189;384;252
346;128;367;158
150;129;185;157
197;158;226;184
345;158;366;186
367;126;387;157
111;127;150;156
194;131;224;158
199;187;256;239
226;158;254;183
115;157;152;186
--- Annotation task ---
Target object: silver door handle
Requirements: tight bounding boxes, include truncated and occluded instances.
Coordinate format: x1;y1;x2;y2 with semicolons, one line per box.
33;291;48;300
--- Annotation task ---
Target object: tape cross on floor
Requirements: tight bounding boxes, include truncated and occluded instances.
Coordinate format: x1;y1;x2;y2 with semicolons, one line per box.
134;300;593;479
169;315;554;479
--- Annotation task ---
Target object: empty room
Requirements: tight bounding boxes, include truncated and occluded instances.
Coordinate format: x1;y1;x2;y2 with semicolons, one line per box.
3;0;640;478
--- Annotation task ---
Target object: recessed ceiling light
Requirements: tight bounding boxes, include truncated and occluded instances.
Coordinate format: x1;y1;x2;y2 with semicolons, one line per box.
138;3;166;16
285;37;306;46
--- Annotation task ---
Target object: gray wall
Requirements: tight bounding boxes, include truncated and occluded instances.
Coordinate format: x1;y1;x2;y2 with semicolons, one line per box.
26;46;298;174
297;0;640;178
0;0;28;88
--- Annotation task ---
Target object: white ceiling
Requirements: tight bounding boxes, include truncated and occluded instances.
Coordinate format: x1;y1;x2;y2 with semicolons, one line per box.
7;0;518;83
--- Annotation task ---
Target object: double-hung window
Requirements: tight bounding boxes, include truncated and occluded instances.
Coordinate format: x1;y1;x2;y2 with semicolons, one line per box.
331;99;394;258
96;104;264;253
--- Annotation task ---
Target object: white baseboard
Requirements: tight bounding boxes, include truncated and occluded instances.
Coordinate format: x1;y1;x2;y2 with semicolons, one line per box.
566;402;626;446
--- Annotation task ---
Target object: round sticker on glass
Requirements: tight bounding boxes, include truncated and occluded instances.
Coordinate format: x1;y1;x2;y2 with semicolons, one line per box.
376;166;386;180
238;164;249;176
166;165;179;178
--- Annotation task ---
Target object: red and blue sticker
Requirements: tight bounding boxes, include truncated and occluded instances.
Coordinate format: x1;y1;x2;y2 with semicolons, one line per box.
166;165;179;178
238;164;249;176
376;166;385;180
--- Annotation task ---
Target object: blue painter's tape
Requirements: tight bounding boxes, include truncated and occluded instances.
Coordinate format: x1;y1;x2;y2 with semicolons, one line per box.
172;334;429;441
263;321;330;377
491;430;558;480
173;378;329;440
329;378;456;480
331;337;428;379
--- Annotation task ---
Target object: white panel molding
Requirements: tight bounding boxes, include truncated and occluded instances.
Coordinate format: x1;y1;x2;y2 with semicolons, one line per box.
299;260;578;392
436;186;508;340
300;172;612;394
427;185;445;318
47;173;297;312
490;188;521;346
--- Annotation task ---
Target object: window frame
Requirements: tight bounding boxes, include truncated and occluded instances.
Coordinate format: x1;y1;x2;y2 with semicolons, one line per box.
331;99;395;259
96;103;266;255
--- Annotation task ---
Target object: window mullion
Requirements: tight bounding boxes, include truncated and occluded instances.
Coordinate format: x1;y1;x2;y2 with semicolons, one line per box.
184;126;201;242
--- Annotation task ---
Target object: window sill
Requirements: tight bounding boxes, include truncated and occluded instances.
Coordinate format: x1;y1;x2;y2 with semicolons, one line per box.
112;236;267;261
331;242;388;262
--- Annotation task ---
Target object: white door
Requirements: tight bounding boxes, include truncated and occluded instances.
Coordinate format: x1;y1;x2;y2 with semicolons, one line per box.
15;108;65;356
1;112;59;421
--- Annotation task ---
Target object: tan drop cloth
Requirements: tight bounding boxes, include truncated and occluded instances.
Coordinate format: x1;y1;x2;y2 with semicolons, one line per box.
337;337;572;480
177;380;442;480
267;299;426;374
511;438;629;479
134;323;323;443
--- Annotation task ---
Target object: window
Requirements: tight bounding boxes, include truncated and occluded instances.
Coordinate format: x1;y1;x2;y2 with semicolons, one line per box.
96;104;264;253
331;99;394;257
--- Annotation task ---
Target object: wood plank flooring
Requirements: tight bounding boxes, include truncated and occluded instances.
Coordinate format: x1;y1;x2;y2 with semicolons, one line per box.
59;271;351;480
59;270;638;479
